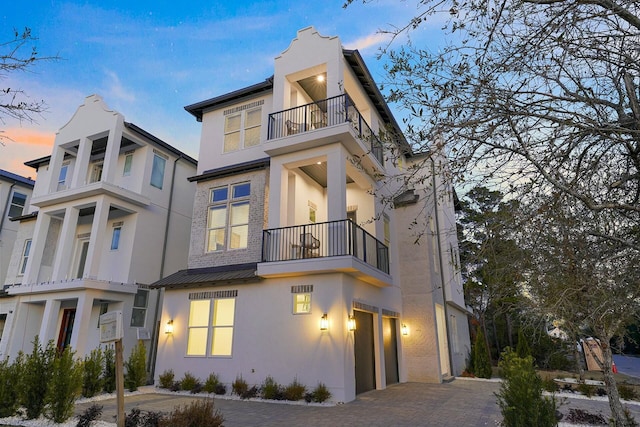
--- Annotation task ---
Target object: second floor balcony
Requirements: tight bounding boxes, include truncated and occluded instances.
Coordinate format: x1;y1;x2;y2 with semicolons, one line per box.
267;94;385;167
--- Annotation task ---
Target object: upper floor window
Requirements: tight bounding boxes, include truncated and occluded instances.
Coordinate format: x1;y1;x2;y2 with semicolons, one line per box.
206;183;250;252
111;226;121;250
90;162;103;183
58;163;69;190
19;239;31;276
123;153;133;176
223;107;262;153
8;191;27;218
130;289;149;327
151;153;167;189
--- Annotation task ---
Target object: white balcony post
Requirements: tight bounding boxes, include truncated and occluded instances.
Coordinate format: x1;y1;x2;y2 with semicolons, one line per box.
69;292;94;354
102;115;124;183
85;199;111;279
38;299;62;344
71;137;92;187
47;146;66;193
51;206;80;282
23;212;52;284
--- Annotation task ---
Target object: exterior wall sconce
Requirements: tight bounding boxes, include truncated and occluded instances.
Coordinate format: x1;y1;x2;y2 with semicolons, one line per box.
348;314;357;331
401;323;409;336
165;319;174;335
320;313;328;331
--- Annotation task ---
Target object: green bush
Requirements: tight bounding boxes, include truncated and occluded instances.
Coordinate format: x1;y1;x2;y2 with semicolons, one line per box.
618;384;638;401
496;348;557;427
124;341;147;392
180;372;199;391
541;378;559;393
232;375;248;396
158;369;175;389
203;373;220;394
283;377;306;401
21;336;56;419
0;354;23;417
311;382;331;403
159;398;224;427
473;329;492;379
261;375;282;400
516;329;531;358
576;383;596;398
82;348;104;398
103;344;116;393
45;346;83;423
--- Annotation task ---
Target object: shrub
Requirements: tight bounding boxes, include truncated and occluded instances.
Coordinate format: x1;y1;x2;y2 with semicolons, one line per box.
203;373;220;394
232;375;248;396
283;377;307;401
158;369;175;389
261;376;282;400
103;344;116;393
159;398;224;427
496;347;557;427
45;346;83;423
214;383;227;395
618;384;638;401
82;348;104;398
565;408;606;425
76;404;103;427
124;341;147;392
541;378;559;393
241;385;258;399
179;372;199;391
125;407;142;427
516;328;531;358
576;383;596;397
311;382;331;403
473;329;492;379
21;336;56;419
0;354;22;417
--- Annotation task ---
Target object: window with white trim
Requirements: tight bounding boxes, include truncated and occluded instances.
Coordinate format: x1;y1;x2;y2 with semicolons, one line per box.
130;289;148;327
19;239;31;276
123;153;133;176
111;227;121;250
58;163;69;191
151;153;166;189
293;293;311;314
8;191;27;218
223;107;262;152
187;297;236;357
206;183;250;252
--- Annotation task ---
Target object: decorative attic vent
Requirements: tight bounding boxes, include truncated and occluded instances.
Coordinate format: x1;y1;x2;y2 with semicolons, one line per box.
353;301;379;313
189;290;238;300
291;285;313;293
223;100;264;116
382;309;400;318
112;221;124;227
77;233;91;239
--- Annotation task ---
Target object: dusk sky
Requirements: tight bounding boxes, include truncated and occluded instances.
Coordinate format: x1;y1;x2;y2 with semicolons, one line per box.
1;1;443;178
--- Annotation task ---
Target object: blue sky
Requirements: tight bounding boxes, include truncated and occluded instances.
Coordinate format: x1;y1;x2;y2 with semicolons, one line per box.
1;1;442;177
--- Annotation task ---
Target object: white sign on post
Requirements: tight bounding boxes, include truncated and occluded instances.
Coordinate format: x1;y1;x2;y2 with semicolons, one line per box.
99;311;123;343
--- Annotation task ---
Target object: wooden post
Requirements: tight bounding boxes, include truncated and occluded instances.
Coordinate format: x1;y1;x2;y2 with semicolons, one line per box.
115;339;125;427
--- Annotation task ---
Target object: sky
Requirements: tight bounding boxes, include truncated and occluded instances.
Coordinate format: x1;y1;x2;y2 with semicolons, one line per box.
0;1;444;179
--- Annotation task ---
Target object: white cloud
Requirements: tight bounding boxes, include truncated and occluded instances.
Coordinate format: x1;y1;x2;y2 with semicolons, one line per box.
103;70;136;104
344;32;392;52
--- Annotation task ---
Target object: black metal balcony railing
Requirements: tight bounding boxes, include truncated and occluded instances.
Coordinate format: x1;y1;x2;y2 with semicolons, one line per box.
261;219;389;274
267;94;384;166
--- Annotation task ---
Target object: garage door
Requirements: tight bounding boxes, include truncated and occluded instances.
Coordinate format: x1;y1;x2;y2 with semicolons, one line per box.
383;317;399;385
354;310;376;394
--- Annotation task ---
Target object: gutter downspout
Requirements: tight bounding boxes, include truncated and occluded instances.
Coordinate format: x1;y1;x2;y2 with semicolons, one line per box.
431;157;455;379
149;154;182;381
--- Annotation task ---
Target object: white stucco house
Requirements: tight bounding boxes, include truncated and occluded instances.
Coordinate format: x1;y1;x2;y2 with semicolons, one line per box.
0;95;197;363
0;170;35;340
153;27;470;403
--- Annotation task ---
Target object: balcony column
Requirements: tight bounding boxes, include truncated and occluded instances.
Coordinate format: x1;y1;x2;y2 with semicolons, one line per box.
84;198;111;279
22;212;52;284
102;115;125;183
326;146;347;222
38;299;62;345
71;137;92;187
69;292;94;354
51;206;80;282
267;158;289;228
47;146;66;193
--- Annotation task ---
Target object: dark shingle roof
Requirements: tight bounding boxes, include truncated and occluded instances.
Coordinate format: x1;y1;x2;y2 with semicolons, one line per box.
150;263;260;289
0;169;35;187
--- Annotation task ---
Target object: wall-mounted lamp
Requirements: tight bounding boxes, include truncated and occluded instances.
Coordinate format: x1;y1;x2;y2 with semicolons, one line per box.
165;319;174;335
320;313;328;331
401;323;409;336
348;314;357;331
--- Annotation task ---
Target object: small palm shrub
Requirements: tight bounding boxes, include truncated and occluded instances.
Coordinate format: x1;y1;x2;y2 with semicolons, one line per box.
124;341;147;392
179;372;199;391
203;373;220;393
103;344;116;393
283;377;306;401
82;348;104;398
158;369;175;389
232;375;248;396
159;398;224;427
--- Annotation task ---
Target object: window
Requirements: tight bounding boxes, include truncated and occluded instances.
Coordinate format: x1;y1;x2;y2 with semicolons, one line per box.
98;303;109;328
151;153;166;189
123;153;133;176
308;201;317;223
130;289;148;327
8;191;27;218
206;183;250;252
223;107;262;153
187;298;236;357
58;163;69;191
89;162;103;183
19;239;31;275
111;227;121;250
293;293;311;314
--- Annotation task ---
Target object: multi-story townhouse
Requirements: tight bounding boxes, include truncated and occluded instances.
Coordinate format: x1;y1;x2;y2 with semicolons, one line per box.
0;94;197;363
0;170;35;340
153;27;470;403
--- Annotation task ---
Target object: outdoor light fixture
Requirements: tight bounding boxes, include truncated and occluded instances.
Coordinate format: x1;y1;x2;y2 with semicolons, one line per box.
348;314;357;331
320;313;328;331
401;323;409;336
165;319;174;335
317;74;325;83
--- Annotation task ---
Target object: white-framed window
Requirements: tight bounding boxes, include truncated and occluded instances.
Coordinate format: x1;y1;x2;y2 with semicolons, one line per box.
123;153;133;176
223;107;262;153
151;153;167;189
89;161;103;183
293;293;311;314
187;298;236;357
58;163;69;191
98;303;109;328
111;227;121;250
130;289;148;327
308;201;317;223
8;191;27;218
206;183;250;252
19;239;31;276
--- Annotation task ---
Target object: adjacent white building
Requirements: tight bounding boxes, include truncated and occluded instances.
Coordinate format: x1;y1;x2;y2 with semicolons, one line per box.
153;27;470;403
0;95;197;362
